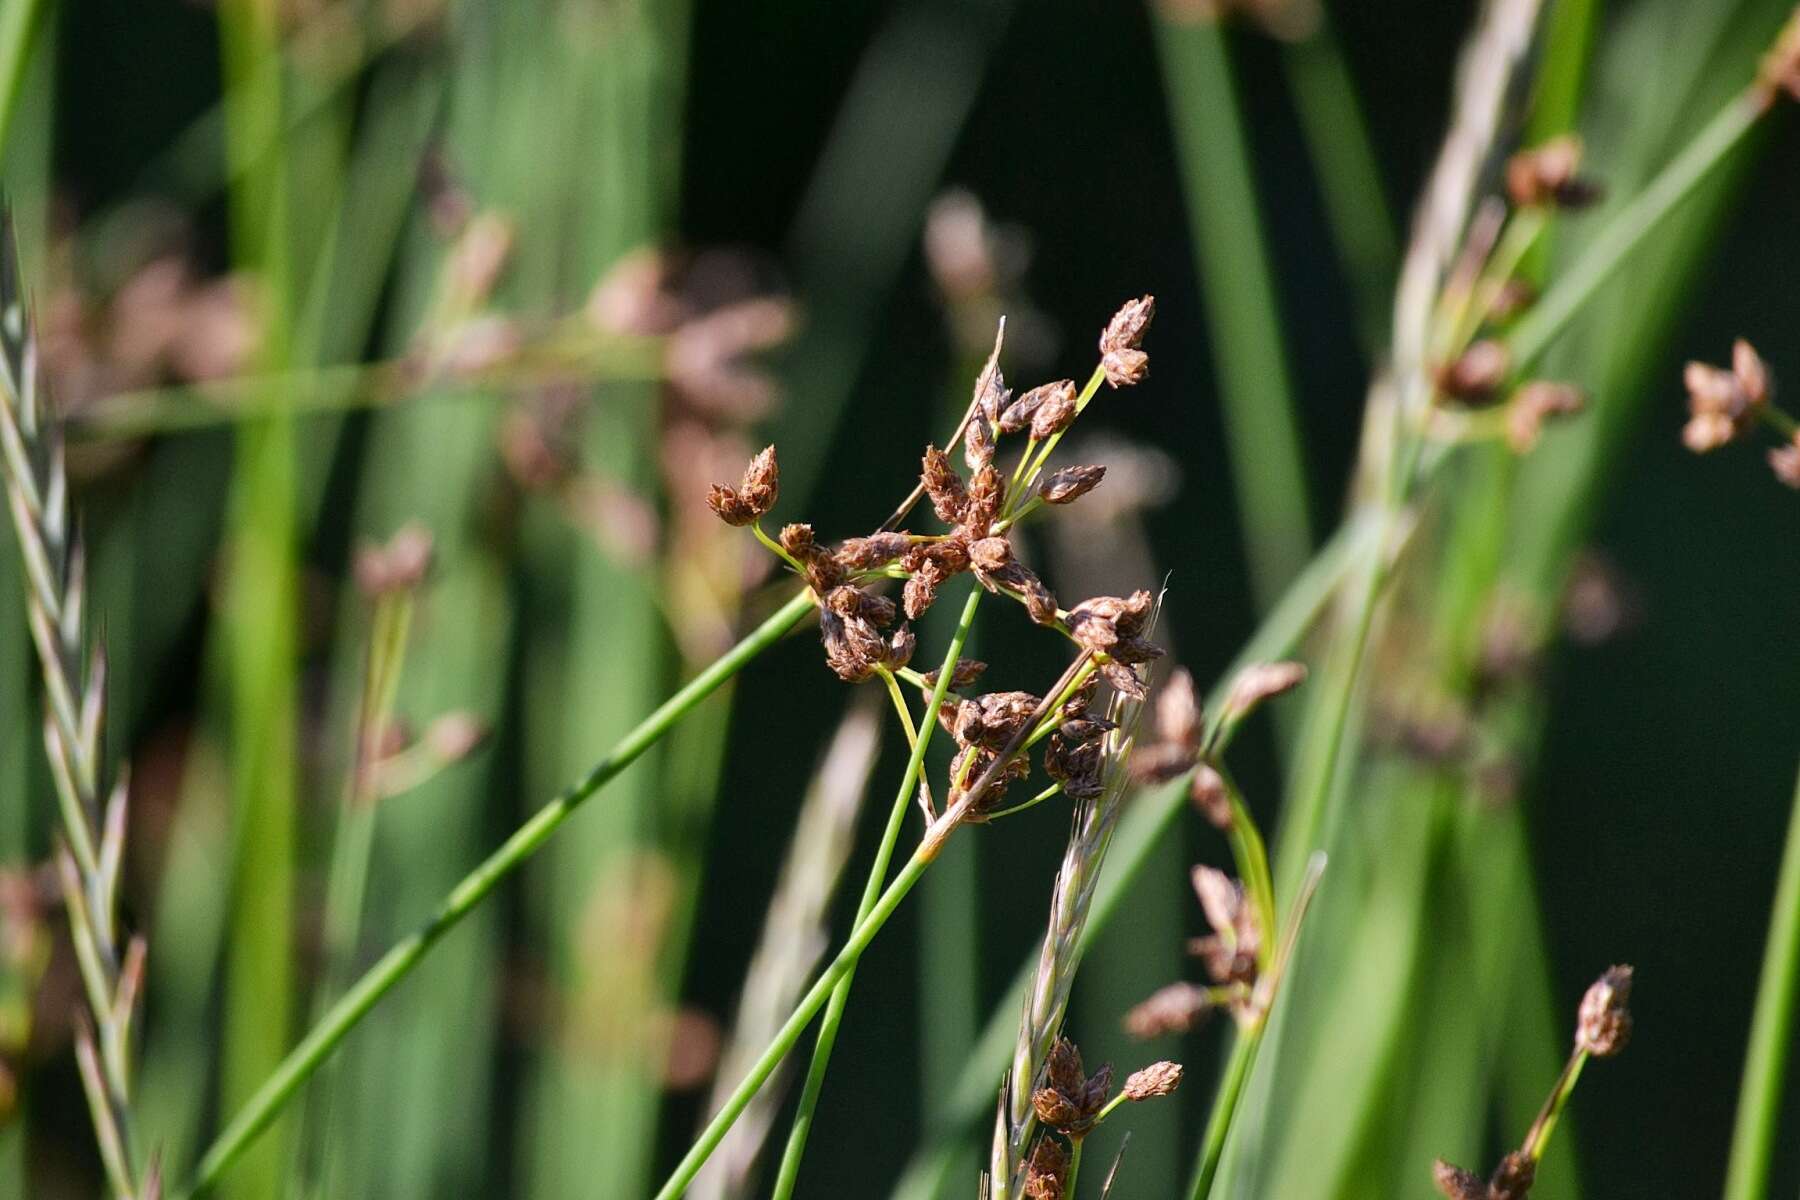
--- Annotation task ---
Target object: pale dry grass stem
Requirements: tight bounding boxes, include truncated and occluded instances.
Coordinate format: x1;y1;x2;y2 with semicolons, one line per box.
0;212;150;1197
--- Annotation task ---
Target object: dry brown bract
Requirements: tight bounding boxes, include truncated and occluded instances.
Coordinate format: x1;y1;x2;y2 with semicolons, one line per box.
1099;295;1155;389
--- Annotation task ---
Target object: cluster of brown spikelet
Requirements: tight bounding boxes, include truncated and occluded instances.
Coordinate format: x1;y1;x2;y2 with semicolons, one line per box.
706;296;1167;822
1681;338;1800;490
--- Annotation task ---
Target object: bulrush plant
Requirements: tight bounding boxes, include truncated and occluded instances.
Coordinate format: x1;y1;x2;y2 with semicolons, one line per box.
1431;967;1635;1200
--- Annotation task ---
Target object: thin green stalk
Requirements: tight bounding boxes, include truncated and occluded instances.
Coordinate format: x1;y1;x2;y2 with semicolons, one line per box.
1066;1138;1086;1196
1506;88;1765;373
181;587;816;1197
1722;764;1800;1200
1154;14;1314;605
1188;1027;1257;1200
770;591;983;1196
1521;1049;1587;1164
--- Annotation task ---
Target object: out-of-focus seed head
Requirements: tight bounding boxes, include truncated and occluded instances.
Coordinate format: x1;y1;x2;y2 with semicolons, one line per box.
1099;659;1147;701
1121;1060;1184;1101
1575;964;1633;1057
1506;381;1586;452
1768;437;1800;489
1489;278;1538;321
1038;464;1106;505
1505;135;1601;209
1431;1159;1488;1200
354;522;436;596
705;445;780;526
1733;338;1773;406
1682;342;1769;453
425;711;489;763
1757;9;1800;105
1437;339;1511;403
1029;387;1079;440
1124;982;1214;1039
1155;669;1203;750
1001;380;1075;435
1190;763;1233;829
1224;660;1307;720
834;532;912;571
922;444;969;524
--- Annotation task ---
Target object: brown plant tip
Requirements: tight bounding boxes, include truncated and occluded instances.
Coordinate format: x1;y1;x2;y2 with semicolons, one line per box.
1487;1152;1536;1200
1001;380;1075;435
1575;964;1633;1057
1121;1060;1184;1101
1038;464;1106;505
1432;1159;1487;1200
1030;386;1079;440
1437;338;1512;403
1066;591;1154;653
1683;340;1772;453
966;410;998;471
1191;866;1259;989
1124;981;1215;1038
705;444;780;526
1189;763;1233;829
1224;660;1307;719
1506;381;1586;452
1759;9;1800;105
1022;1135;1071;1200
1031;1038;1113;1134
1768;436;1800;489
922;444;970;524
1099;294;1155;388
1505;135;1602;209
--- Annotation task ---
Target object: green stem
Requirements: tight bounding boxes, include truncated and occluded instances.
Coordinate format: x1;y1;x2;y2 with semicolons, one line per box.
1066;1137;1086;1196
180;588;816;1197
1722;763;1800;1200
1521;1048;1587;1163
769;590;982;1198
1007;365;1107;518
1219;768;1277;976
1506;89;1764;374
1187;1026;1260;1200
655;819;952;1200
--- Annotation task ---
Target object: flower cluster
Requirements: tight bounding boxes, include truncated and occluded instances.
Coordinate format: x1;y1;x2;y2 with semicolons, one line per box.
1679;338;1800;490
703;299;1170;825
1015;1037;1182;1198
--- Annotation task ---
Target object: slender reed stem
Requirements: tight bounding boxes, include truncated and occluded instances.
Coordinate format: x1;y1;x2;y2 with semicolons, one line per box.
1722;763;1800;1200
1065;1138;1086;1196
769;590;982;1197
181;587;817;1196
0;0;46;159
1520;1047;1587;1163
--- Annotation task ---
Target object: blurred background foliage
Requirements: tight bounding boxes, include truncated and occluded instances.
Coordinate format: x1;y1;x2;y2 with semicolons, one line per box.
0;0;1797;1196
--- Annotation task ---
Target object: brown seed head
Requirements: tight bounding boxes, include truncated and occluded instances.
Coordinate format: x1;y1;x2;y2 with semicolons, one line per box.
903;561;945;620
1038;464;1106;505
964;465;1006;536
1122;1060;1184;1101
835;532;912;570
1506;381;1586;452
922;659;987;690
1431;1159;1487;1200
882;623;917;671
1022;1136;1070;1200
1190;763;1233;829
966;413;997;471
1505;135;1600;209
1768;437;1800;489
1682;343;1770;453
1487;1152;1537;1200
1733;338;1773;407
970;536;1013;572
1099;659;1147;701
922;444;969;524
1155;669;1203;749
1438;339;1512;403
1030;386;1079;440
1001;380;1075;435
1225;660;1308;719
783;523;846;592
1101;346;1150;389
1575;964;1633;1057
1099;295;1155;355
1124;982;1214;1039
705;445;781;526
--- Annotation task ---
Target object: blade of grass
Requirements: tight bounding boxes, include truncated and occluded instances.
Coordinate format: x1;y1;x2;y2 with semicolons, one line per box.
1152;14;1313;607
0;0;46;160
1722;763;1800;1200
